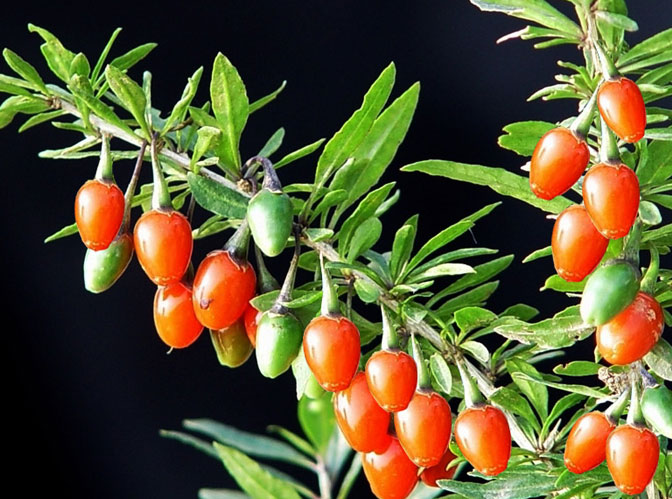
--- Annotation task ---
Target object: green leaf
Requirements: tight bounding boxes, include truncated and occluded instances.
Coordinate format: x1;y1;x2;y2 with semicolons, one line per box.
309;189;347;222
430;354;453;395
213;443;302;499
185;419;314;469
347;217;382;261
495;314;594;350
91;28;122;82
407;263;475;284
18;109;65;132
500;304;539;321
70;52;90;77
335;454;362;499
594;11;638;32
461;340;490;364
282;291;322;309
645;128;672;141
210;53;248;170
506;359;548;420
642;223;672;245
0;95;50;128
498;121;555;157
390;223;416;280
258;127;285;157
642;140;672;186
44;222;78;243
541;274;586;292
553;361;602;377
198;489;248;499
326;261;386;288
339;182;396;250
455;307;498;334
438;471;557;499
353;279;380;303
159;429;219;459
107;42;157;73
267;425;314;457
430;255;513;303
402;160;571;214
303;228;334;243
541;393;586;438
275;138;325;168
187;172;249;218
330;82;420;216
291;350;312;400
489;386;540;431
189;105;219;128
639;200;662;226
2;49;47;93
618;28;672;69
468;0;582;38
69;74;134;135
0;77;32;97
644;338;672;381
29;24;75;83
105;64;150;138
298;396;336;456
315;63;395;185
512;373;607;399
191;126;221;169
249;80;287;114
436;281;500;318
522;246;552;263
162;66;204;134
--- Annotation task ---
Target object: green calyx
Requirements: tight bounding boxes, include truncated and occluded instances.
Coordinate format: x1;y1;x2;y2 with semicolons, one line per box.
569;91;597;141
224;218;252;264
410;334;432;391
210;321;253;368
247;189;293;257
456;358;486;408
599;116;620;165
150;134;172;210
380;305;399;350
94;134;115;182
641;385;672;438
83;233;134;293
580;260;640;326
626;375;645;426
604;388;630;424
255;310;303;379
254;245;280;293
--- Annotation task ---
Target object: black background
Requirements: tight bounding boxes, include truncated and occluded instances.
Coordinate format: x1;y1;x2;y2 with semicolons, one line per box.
3;1;670;498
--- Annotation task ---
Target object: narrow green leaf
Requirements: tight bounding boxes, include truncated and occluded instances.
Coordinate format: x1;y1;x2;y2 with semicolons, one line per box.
303;228;334;243
28;24;75;83
187;172;249;218
500;304;539;321
553;361;602;377
249;80;287;114
506;359;548;420
191;126;221;170
70;52;90;77
298;396;336;456
595;11;638;32
0;77;32;97
291;350;312;400
353;279;380;303
523;246;552;263
186;419;314;470
403;221;474;277
390;224;416;280
645;128;672;141
105;64;149;138
618;28;672;68
642;223;672;245
309;189;347;222
338;182;396;249
433;255;513;300
468;0;582;38
495;315;594;350
162;66;204;134
326;261;386;288
407;263;475;284
512;373;607;399
198;489;248;499
2;49;47;92
541;393;586;438
0;95;50;128
330;82;419;215
91;28;122;82
213;443;302;499
436;281;500;319
429;354;452;395
541;274;586;292
438;471;557;499
489;386;540;431
316;63;395;185
644;339;672;381
498;121;555;157
275;138;325;168
641;140;672;186
69;74;134;135
282;291;322;309
210;53;248;170
461;340;490;364
107;42;157;72
160;429;219;459
267;425;314;457
257;127;285;157
335;454;362;499
454;307;497;333
189;105;219;128
347;217;382;261
18;109;65;132
402;160;571;214
44;222;78;243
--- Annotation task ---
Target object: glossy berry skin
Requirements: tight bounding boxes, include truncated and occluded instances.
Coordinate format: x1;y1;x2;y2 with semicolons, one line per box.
606;424;660;495
255;311;303;379
454;404;511;476
420;448;457;488
210;319;253;368
333;372;390;453
303;315;360;392
596;292;664;365
394;390;452;467
564;412;615;474
362;436;418;499
134;209;193;285
582;163;639;239
580;260;639;326
597;77;647;143
366;349;417;412
75;179;125;250
192;250;257;330
243;303;262;347
83;233;134;293
247;189;293;257
153;282;204;349
530;127;590;200
552;205;608;282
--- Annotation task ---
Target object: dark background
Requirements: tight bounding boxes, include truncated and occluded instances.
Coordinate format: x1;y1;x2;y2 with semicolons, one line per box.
3;1;670;497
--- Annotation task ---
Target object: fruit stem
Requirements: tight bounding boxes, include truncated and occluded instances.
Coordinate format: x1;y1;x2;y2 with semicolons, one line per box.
594;41;620;81
380;305;399;350
627;371;645;426
456;357;486;407
410;334;431;391
599;117;621;165
319;253;341;317
94;134;115;182
569;91;597;141
272;226;301;314
225;218;251;265
121;141;147;230
605;388;630;424
254;244;280;293
254;156;283;193
150;133;173;210
640;247;659;295
622;219;643;266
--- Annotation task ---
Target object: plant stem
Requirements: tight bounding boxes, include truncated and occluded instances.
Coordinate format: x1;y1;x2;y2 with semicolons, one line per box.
640;247;659;295
121;141;147;230
315;456;332;499
627;370;644;426
272;226;301;314
224;219;251;264
254;244;280;293
380;304;399;350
